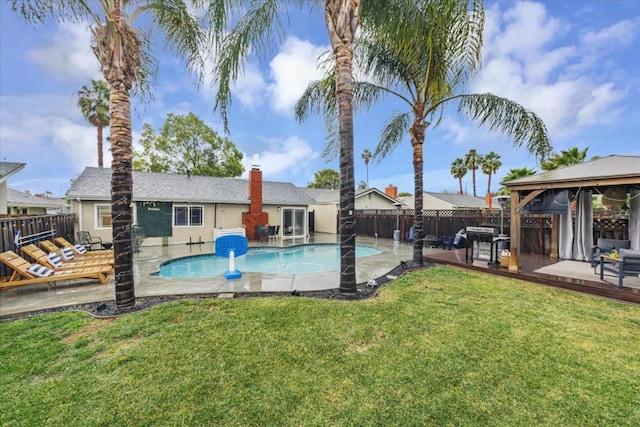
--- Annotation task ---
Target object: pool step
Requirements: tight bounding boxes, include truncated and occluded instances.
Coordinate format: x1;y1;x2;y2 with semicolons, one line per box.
218;293;235;299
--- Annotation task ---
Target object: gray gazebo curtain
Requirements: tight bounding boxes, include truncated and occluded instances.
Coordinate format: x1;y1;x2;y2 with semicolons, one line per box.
572;190;593;262
630;188;640;250
559;198;573;259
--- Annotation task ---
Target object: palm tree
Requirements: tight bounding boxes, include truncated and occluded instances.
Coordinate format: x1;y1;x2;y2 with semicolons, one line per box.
361;149;372;188
497;166;537;195
209;1;392;294
77;80;110;168
465;149;483;197
541;147;588;170
297;0;552;267
481;151;501;194
450;158;467;194
13;1;207;308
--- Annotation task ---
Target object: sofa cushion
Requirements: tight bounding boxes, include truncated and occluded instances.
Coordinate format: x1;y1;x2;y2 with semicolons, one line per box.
596;238;631;254
619;249;640;259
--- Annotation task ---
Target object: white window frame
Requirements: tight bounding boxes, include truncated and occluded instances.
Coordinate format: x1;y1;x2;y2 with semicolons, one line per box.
95;203;112;229
173;205;204;227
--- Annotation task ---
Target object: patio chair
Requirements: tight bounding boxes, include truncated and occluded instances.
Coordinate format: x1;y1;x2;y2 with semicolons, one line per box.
254;225;268;242
77;231;112;251
54;237;113;257
20;244;113;271
0;250;112;289
591;238;631;273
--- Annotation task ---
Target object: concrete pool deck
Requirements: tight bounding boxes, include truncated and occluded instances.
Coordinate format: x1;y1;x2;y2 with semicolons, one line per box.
0;234;430;316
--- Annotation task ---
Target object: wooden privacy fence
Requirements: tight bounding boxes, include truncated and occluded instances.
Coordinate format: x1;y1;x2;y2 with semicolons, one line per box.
354;209;629;256
0;214;75;278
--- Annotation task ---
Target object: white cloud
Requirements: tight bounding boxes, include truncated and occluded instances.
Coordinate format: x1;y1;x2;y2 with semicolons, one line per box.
242;135;320;178
576;82;625;126
268;36;329;115
27;22;100;81
233;63;268;108
582;18;640;48
0;93;110;172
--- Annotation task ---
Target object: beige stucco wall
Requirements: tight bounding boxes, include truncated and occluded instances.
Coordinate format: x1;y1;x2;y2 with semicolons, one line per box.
355;192;397;210
71;200;301;246
310;204;338;234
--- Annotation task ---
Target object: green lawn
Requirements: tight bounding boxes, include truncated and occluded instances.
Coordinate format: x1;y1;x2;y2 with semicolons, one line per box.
2;266;640;426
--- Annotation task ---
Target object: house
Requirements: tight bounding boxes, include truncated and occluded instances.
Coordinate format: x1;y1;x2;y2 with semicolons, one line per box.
7;188;67;215
305;186;400;233
0;162;26;215
67;166;316;246
403;192;488;210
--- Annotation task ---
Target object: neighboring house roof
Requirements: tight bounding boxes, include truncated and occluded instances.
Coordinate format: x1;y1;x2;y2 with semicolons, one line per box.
304;188;339;204
424;192;488;209
503;155;640;189
8;188;66;209
356;187;399;204
68;167;316;205
0;162;26;183
305;187;399;205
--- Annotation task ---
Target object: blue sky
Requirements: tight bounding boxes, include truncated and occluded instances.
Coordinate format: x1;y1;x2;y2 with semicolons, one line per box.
1;0;638;198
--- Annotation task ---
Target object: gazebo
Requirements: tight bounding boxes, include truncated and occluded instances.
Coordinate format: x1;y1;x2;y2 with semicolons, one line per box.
503;155;640;271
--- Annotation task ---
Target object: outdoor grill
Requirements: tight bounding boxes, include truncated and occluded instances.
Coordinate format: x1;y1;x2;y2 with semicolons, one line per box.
465;226;497;264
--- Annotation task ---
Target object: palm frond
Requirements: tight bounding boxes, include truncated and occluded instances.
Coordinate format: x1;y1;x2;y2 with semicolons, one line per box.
209;0;290;131
374;112;410;161
457;93;553;161
10;0;97;24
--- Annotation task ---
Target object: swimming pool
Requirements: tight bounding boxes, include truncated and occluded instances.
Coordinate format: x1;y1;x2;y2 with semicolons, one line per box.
157;244;382;278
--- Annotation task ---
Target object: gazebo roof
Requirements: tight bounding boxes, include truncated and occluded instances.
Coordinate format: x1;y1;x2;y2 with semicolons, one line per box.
504;155;640;191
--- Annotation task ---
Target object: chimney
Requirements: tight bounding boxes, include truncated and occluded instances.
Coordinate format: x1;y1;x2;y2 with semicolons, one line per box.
242;165;269;240
385;185;398;199
249;165;263;214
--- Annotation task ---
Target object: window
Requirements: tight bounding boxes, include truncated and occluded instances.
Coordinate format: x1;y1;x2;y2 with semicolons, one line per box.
174;205;203;227
96;204;112;228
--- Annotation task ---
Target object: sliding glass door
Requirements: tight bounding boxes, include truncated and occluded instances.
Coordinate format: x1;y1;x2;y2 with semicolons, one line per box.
282;207;307;239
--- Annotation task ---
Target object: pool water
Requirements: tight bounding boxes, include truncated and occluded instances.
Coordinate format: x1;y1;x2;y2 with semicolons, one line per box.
157;244;382;278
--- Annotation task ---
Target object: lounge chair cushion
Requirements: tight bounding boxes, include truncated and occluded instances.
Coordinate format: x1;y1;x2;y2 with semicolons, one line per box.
74;244;88;254
26;264;54;277
47;252;63;268
619;249;640;259
60;247;75;260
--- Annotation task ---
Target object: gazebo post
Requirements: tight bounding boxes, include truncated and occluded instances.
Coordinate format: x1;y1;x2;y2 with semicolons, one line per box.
509;190;520;272
550;215;559;258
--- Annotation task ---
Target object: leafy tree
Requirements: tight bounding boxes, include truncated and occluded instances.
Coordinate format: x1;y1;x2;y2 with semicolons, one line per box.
398;191;412;197
357;180;367;190
464;149;483;197
497;167;537;195
308;169;340;190
77;79;110;168
208;1;394;294
481;151;502;194
361;149;372;188
133;113;243;177
297;0;552;267
13;1;207;308
541;147;588;170
450;158;468;195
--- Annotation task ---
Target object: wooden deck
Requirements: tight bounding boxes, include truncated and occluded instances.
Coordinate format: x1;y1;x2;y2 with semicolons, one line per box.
423;249;640;305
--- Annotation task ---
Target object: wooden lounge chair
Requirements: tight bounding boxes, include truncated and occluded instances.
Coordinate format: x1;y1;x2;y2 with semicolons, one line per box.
39;240;112;261
54;237;113;257
0;251;112;289
20;244;113;271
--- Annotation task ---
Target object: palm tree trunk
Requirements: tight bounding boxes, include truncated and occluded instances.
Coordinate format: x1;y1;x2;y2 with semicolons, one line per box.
109;82;135;308
97;125;104;168
459;178;463;194
325;0;359;294
410;120;426;267
470;168;475;197
487;173;492;194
